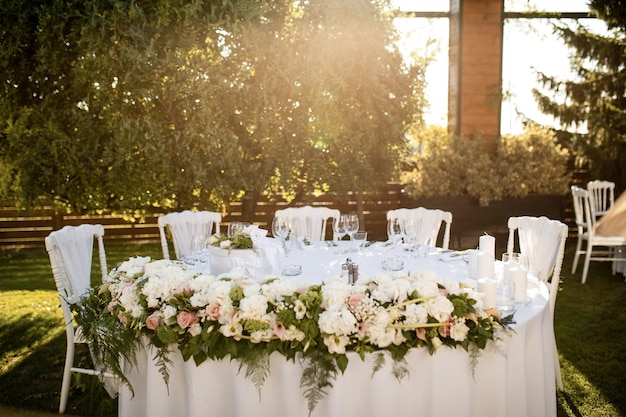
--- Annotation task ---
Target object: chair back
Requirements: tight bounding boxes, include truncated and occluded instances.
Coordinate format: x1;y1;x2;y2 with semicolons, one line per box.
274;205;340;241
45;224;107;306
506;216;568;315
572;186;597;234
387;207;452;249
158;210;222;259
587;180;615;218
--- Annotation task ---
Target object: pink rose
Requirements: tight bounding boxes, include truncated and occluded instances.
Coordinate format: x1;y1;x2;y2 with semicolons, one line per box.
205;303;221;321
146;311;163;331
347;293;364;310
177;311;198;329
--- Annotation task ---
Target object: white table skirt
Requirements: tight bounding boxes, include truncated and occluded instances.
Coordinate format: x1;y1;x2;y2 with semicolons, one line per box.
119;289;556;416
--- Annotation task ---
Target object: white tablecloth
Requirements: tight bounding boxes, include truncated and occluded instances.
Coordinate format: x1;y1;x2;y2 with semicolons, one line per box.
119;241;557;417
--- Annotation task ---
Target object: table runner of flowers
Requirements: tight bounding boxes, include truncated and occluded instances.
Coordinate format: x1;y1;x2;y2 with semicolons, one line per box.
75;256;513;414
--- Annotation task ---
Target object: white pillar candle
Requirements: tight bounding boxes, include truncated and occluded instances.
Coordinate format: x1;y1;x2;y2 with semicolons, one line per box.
476;251;494;279
479;234;496;258
510;267;528;303
467;249;479;279
502;261;515;282
477;278;497;308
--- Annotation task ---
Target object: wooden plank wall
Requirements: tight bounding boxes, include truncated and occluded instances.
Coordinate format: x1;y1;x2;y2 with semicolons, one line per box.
0;182;572;253
0;183;413;250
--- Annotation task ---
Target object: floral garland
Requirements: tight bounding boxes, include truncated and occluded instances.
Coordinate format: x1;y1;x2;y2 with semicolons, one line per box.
74;256;513;414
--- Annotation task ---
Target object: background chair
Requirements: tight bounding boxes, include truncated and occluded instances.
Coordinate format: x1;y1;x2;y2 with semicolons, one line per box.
158;210;222;260
506;215;568;391
45;224;117;413
386;207;452;250
274;205;340;241
587;180;615;220
570;186;626;284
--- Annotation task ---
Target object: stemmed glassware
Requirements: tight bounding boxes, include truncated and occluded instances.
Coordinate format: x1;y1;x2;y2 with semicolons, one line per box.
403;218;419;252
272;217;290;251
344;213;359;242
387;218;403;246
333;215;347;242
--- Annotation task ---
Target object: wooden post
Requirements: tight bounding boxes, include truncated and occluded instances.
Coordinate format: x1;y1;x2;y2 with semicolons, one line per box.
449;0;503;152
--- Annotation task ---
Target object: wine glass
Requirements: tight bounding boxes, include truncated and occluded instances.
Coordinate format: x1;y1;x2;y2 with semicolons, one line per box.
228;222;248;238
345;213;359;242
333;215;347;241
403;218;419;251
387;218;403;245
272;217;290;249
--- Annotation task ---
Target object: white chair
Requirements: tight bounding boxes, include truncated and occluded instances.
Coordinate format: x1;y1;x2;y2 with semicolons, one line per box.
570;186;626;284
506;215;568;391
386;207;452;250
45;224;117;413
587;180;615;219
274;206;341;241
158;210;222;260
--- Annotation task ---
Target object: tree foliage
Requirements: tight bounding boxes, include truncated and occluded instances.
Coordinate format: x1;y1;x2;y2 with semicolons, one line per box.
532;0;626;191
0;0;423;217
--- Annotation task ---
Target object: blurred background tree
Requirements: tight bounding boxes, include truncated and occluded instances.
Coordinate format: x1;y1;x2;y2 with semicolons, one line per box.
0;0;424;219
533;0;626;192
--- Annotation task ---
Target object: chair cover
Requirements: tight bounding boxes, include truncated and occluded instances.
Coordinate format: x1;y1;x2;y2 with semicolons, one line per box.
274;206;341;241
387;207;452;249
158;210;222;260
508;216;565;282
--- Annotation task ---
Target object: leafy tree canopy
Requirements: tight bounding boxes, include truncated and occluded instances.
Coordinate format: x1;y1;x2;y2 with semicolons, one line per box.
532;0;626;191
0;0;423;217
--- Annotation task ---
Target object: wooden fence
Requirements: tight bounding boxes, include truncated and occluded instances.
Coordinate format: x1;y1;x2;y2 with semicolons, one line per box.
0;182;572;253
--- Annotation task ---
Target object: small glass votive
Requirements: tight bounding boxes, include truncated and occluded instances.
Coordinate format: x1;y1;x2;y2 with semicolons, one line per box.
496;280;515;312
382;257;404;271
282;264;302;276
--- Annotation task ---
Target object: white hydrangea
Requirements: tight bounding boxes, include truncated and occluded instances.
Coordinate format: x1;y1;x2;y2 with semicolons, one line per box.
318;307;357;336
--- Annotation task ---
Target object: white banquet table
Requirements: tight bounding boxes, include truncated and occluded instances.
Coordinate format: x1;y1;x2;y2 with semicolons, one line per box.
118;241;557;417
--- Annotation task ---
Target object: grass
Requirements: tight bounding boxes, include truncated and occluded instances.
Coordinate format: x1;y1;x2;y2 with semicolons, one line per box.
0;241;625;416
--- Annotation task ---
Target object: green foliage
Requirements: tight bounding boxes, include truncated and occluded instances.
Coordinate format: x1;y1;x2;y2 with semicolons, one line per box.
400;125;571;206
0;0;423;216
533;1;626;191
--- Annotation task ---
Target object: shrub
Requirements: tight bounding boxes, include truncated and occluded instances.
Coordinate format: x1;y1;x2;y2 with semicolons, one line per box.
400;125;572;206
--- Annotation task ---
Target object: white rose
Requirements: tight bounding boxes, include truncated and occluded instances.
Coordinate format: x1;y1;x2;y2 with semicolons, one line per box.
450;320;470;342
426;295;454;322
220;240;232;249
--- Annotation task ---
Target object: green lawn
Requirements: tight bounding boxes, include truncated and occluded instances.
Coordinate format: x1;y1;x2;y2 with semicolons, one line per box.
0;241;624;416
